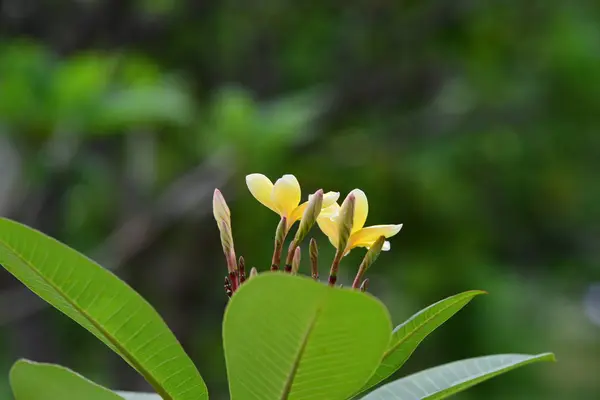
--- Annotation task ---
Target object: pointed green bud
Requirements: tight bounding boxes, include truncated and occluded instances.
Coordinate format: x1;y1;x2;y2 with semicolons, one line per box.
272;216;287;271
275;216;287;247
337;192;355;254
309;238;318;280
352;235;385;288
249;267;258;279
293;189;324;244
213;189;237;273
291;246;301;275
328;192;355;286
360;278;370;293
285;190;324;270
238;256;246;283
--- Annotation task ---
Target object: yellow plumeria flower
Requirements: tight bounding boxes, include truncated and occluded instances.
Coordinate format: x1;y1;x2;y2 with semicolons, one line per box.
317;188;402;254
245;173;339;227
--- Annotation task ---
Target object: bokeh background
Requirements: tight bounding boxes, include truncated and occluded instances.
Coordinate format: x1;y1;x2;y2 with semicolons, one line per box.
1;0;599;399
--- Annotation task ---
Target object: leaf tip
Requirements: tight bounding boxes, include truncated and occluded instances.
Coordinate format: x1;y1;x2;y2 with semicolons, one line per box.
541;352;557;362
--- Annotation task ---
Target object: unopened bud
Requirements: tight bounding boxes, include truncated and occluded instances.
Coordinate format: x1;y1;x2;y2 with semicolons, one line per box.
352;236;385;289
337;192;355;253
213;189;230;222
360;278;370;293
249;267;258;279
293;189;324;244
284;240;295;272
213;189;237;273
309;238;318;280
272;217;287;271
328;192;355;286
238;256;246;283
275;216;287;246
285;190;324;271
291;246;301;275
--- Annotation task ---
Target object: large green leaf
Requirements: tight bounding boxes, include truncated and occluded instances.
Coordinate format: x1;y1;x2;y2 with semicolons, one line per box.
361;291;485;392
0;218;207;400
360;353;555;400
223;273;392;400
10;359;121;400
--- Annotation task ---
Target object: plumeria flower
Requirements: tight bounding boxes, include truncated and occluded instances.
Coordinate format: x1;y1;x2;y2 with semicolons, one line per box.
317;189;402;254
245;173;339;229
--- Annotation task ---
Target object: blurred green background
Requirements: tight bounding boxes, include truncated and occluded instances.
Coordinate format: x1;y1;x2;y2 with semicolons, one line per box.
0;0;598;399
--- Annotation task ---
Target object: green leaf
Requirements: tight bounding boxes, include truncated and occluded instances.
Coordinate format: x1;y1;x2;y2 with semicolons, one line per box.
10;359;121;400
223;272;392;400
0;218;207;400
360;353;556;400
116;393;163;400
361;291;486;392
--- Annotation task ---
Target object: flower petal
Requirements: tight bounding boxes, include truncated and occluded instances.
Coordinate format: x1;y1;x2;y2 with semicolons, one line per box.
317;216;339;248
382;241;391;251
272;174;301;217
246;174;277;213
322;191;340;208
348;224;403;249
289;203;308;224
320;202;340;219
290;191;341;223
350;189;369;233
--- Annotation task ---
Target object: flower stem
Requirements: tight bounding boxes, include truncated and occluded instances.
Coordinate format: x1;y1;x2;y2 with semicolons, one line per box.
284;240;298;272
228;271;238;292
328;250;343;286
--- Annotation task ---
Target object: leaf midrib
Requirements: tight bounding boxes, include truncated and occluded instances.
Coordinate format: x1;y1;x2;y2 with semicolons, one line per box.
0;238;172;400
279;301;324;400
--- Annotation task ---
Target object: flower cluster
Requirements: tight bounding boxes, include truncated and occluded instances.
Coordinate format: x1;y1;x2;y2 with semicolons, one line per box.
213;173;402;296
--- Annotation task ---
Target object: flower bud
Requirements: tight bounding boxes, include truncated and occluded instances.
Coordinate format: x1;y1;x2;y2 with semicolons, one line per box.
293;189;323;245
213;189;237;273
309;238;318;280
249;267;258;279
360;278;370;293
285;190;324;270
238;256;246;283
337;192;355;254
291;246;301;275
272;216;287;271
352;236;385;289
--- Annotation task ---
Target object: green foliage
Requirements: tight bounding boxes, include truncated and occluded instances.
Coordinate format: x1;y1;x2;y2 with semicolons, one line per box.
10;360;162;400
0;2;595;398
223;273;391;400
0;43;194;135
360;291;487;393
10;360;121;400
361;353;556;400
0;218;553;399
0;218;208;400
